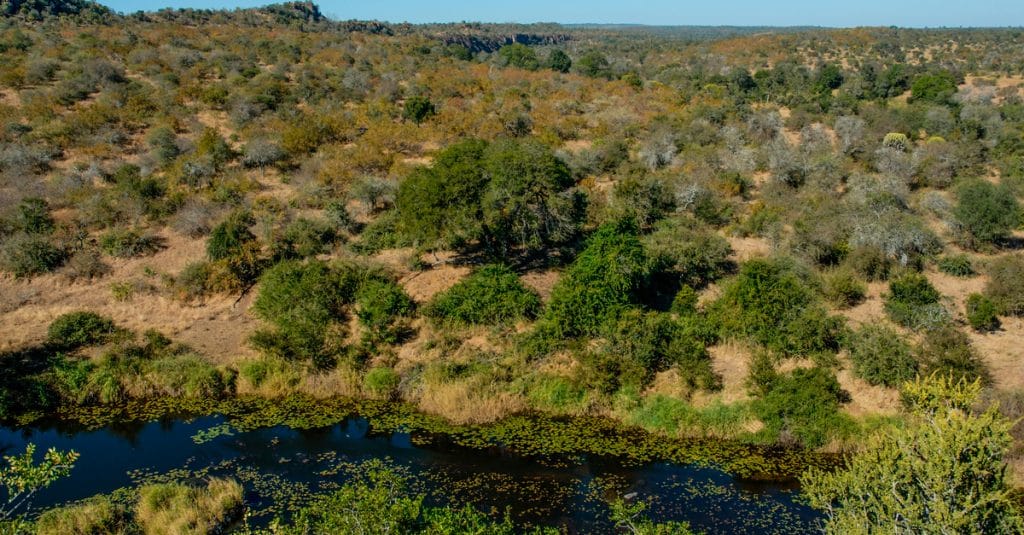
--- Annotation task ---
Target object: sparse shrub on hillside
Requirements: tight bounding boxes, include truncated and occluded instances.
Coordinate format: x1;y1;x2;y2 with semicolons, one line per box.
985;254;1024;316
99;228;162;258
0;232;65;277
822;267;867;308
845;324;917;387
426;265;541;326
62;248;111;281
915;325;988;384
274;217;339;260
966;293;1000;332
884;272;949;330
953;180;1020;249
47;311;117;349
207;212;256;261
643;215;733;289
937;254;974;277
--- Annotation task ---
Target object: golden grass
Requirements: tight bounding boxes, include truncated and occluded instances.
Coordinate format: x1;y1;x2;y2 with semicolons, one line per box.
36;496;129;535
136;478;243;535
416;376;526;425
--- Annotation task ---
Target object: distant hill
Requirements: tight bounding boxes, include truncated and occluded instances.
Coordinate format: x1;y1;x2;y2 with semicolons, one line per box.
0;0;112;22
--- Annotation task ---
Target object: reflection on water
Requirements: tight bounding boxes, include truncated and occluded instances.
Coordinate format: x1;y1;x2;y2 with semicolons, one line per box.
0;416;822;534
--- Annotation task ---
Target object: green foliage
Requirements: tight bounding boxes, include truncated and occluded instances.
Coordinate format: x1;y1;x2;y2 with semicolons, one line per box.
753;366;851;448
821;267;867;308
207;212;256;261
884;272;948;330
546;49;572;73
354;278;415;345
985;253;1024;316
609;498;694;534
845;323;917;387
937;254;975;277
136;478;243;535
910;70;959;104
709;258;844;356
402;95;436;124
0;444;79;522
576;50;611;78
544;220;648;338
99;228;162;258
498;43;539;71
0;232;64;277
954;180;1021;248
915;325;988;384
35;496;131;535
47;311;116;350
363;367;401;399
802;375;1024;534
643;216;732;289
426;265;540;326
274;217;338;259
966;293;1001;332
14;197;54;235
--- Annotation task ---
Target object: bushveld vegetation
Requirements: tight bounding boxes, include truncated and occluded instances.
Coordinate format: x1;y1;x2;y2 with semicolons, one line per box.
2;1;1024;531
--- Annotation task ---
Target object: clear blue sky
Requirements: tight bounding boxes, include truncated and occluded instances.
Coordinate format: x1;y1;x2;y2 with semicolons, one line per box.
100;0;1024;27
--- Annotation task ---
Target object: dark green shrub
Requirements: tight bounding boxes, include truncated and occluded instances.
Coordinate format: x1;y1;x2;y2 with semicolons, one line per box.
544;220;648;338
643;216;733;289
274;218;338;259
0;232;65;277
207;212;256;261
843;245;896;281
985;254;1024;316
99;228;162;258
16;197;54;234
754;366;851;448
937;254;975;277
966;293;1001;332
546;50;572;73
915;325;988;384
910;70;959;104
425;265;540;326
709;258;843;355
670;285;699;315
954;180;1020;249
363;367;401;399
822;268;867;308
47;311;116;349
354;279;415;345
498;43;539;71
845;324;917;387
884;272;949;329
352;210;413;255
402;95;435;124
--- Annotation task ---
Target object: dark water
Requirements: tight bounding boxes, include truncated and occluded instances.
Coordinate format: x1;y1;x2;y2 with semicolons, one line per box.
0;416;822;534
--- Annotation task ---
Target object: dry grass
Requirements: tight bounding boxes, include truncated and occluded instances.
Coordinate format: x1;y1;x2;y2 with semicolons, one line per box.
693;341;753;406
416;376;525;424
519;269;560;302
136;478;243;535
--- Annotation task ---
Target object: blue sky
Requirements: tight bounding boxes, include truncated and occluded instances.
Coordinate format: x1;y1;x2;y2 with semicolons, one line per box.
100;0;1024;27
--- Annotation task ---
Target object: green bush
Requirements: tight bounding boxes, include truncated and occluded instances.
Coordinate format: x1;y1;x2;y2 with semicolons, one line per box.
36;496;131;535
753;366;852;448
985;254;1024;316
498;43;539;70
207;212;256;261
274;217;338;259
954;180;1020;249
425;265;540;326
99;228;162;258
643;216;733;289
402;95;435;124
709;258;844;355
884;272;949;330
47;311;117;349
526;375;588;413
0;232;65;277
915;325;988;384
937;254;975;277
363;367;401;399
354;278;415;344
544;220;648;338
966;293;1001;332
15;197;54;234
845;324;918;387
822;268;867;308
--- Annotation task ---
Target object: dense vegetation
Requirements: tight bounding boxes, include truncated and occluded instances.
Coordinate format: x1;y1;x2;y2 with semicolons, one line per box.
3;0;1024;532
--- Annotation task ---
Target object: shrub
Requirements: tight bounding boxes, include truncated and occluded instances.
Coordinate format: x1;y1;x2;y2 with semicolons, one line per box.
498;43;539;71
822;268;867;309
207;212;256;261
937;254;974;277
47;311;116;349
643;216;733;289
402;95;435;124
0;232;65;277
954;180;1020;248
544;220;648;338
136;478;243;535
425;265;541;326
99;228;162;258
884;272;948;329
966;293;1001;332
363;367;401;399
915;325;988;384
985;254;1024;316
845;324;918;387
146;354;235;399
274;217;338;259
709;258;844;355
15;197;54;234
354;278;415;345
754;366;851;448
62;248;111;281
